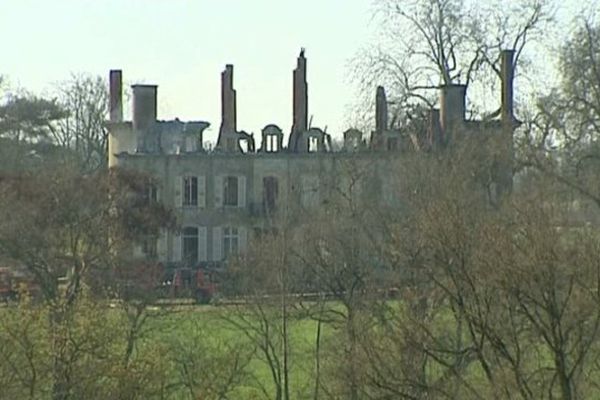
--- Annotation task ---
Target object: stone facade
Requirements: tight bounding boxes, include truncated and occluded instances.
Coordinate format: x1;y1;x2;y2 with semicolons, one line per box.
107;50;517;268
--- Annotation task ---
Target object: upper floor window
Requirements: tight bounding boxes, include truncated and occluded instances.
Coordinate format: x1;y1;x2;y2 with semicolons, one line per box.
182;227;199;265
224;176;239;206
263;176;279;213
141;183;158;205
215;175;245;208
183;176;198;206
266;135;279;152
185;136;197;152
308;136;319;153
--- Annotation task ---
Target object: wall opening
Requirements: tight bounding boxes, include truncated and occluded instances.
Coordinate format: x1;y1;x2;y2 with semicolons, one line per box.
224;176;239;206
223;227;239;259
182;227;199;266
183;176;198;206
263;176;279;213
308;136;319;153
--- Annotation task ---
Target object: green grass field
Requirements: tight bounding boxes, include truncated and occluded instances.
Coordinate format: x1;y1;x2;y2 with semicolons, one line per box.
143;304;332;399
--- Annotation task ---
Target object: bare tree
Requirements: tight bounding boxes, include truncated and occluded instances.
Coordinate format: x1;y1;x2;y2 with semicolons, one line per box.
351;0;552;129
0;166;175;400
51;74;109;171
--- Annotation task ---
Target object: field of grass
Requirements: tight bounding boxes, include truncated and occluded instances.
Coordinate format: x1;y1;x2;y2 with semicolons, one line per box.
144;304;332;399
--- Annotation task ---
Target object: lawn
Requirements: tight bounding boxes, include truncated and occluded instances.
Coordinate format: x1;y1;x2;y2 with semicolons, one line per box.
143;303;332;399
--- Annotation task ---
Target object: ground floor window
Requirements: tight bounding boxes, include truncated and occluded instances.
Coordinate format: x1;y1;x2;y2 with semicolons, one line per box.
223;227;239;259
141;235;158;259
182;227;199;265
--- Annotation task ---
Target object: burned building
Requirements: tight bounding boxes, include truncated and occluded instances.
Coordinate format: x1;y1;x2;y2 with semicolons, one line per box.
107;49;517;267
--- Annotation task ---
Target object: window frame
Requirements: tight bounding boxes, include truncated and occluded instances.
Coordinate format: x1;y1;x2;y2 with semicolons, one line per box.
223;176;239;207
141;235;158;259
183;176;198;207
263;176;279;213
222;227;239;259
182;226;199;265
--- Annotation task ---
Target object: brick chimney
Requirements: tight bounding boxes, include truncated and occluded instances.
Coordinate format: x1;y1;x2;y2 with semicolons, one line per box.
375;86;388;132
439;84;466;142
289;49;308;151
216;64;238;151
501;49;515;123
131;84;157;131
109;70;123;123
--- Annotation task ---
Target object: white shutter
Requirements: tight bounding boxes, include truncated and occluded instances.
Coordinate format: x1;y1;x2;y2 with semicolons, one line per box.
212;226;222;261
239;226;248;252
198;226;207;262
215;176;223;208
174;176;183;207
157;229;167;261
172;231;182;262
238;175;246;207
198;176;206;208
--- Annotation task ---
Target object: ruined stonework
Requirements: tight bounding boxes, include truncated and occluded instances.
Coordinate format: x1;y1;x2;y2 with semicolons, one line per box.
107;49;517;267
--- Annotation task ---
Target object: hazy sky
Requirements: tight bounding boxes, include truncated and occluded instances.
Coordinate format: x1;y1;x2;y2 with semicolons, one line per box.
1;0;374;142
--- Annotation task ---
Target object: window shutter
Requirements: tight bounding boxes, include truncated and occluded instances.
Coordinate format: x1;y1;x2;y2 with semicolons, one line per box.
238;175;246;207
212;226;222;261
157;229;167;262
215;176;223;208
198;176;206;208
174;176;183;207
239;226;248;252
198;226;207;262
172;231;182;262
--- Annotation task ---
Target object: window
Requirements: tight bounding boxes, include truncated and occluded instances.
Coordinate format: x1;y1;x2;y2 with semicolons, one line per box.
223;227;239;259
266;135;279;152
263;176;278;213
183;176;198;206
141;183;158;205
185;136;197;152
182;227;199;265
141;235;158;259
308;136;319;152
224;176;239;206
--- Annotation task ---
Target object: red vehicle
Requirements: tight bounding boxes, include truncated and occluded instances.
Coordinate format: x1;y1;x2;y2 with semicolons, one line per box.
0;267;13;300
0;267;41;301
169;268;217;304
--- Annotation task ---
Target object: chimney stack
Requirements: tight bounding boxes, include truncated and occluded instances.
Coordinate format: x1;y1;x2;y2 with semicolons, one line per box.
375;86;388;132
131;85;157;131
428;108;442;147
439;84;466;140
216;64;238;151
289;49;308;151
109;70;123;123
219;65;237;133
501;49;515;123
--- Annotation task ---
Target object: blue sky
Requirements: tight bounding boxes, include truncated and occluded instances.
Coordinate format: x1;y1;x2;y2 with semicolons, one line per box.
1;0;374;142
